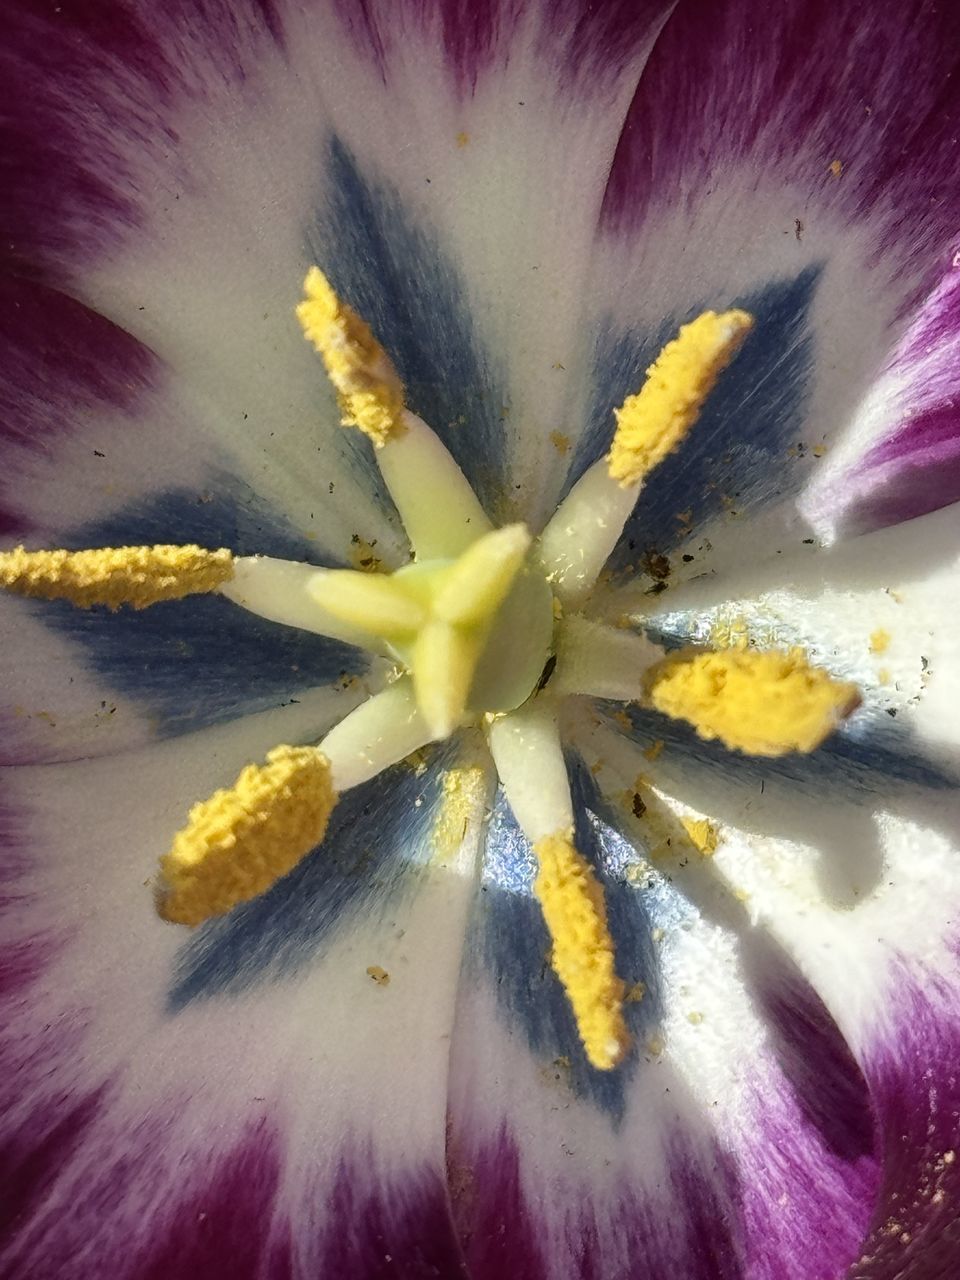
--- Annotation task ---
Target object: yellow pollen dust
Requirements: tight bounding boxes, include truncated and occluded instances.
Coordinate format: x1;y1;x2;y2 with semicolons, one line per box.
0;544;233;610
297;266;405;446
158;746;336;926
681;817;719;856
432;766;488;862
646;648;860;757
608;310;754;486
533;831;630;1071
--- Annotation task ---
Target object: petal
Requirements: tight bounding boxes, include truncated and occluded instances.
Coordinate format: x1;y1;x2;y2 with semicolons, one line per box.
571;686;960;1275
564;0;960;584
852;953;960;1277
0;275;385;762
5;0;675;526
446;755;883;1278
0;703;487;1276
622;500;960;774
804;270;960;538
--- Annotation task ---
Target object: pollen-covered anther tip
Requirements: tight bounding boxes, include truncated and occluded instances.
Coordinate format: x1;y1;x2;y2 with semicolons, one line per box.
0;544;234;610
645;646;861;758
296;266;405;447
532;831;631;1071
157;746;337;926
607;309;754;487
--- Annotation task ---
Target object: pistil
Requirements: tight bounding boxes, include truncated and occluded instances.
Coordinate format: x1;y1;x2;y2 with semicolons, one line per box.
538;309;753;605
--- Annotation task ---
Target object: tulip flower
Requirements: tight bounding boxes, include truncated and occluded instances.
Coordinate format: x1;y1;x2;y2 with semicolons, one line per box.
1;1;959;1277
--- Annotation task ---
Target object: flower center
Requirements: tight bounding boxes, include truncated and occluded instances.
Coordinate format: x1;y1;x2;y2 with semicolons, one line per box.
0;271;863;1072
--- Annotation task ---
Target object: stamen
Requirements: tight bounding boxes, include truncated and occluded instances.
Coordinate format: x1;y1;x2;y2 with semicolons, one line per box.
551;615;662;700
158;745;335;926
320;677;433;791
607;310;753;486
220;556;389;651
539;309;753;603
297;267;405;446
645;647;861;757
0;544;233;610
485;700;573;839
533;831;630;1071
378;412;492;559
487;702;629;1068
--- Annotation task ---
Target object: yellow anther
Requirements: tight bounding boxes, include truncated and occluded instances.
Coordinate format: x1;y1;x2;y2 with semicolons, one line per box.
158;746;336;926
0;544;233;610
432;524;531;626
608;309;754;486
532;831;630;1071
645;647;860;757
309;568;426;637
297;266;405;446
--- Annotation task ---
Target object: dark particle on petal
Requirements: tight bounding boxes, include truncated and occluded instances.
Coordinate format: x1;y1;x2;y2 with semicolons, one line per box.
535;652;558;693
644;550;671;580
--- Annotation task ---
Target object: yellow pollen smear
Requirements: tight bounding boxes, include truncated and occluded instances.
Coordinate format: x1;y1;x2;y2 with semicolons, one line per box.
533;831;630;1071
0;544;233;610
297;266;405;446
608;310;754;486
681;817;719;856
646;648;861;757
432;766;488;862
158;746;336;926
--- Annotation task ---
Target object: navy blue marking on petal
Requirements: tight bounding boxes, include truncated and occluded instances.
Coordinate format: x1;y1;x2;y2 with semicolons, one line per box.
168;748;453;1008
473;756;684;1118
309;137;508;516
42;482;366;738
567;268;821;572
609;703;959;795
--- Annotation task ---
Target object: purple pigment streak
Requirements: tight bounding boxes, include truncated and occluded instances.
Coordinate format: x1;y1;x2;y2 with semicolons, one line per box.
0;0;284;278
601;0;960;290
848;953;960;1280
845;402;960;534
317;1155;467;1279
450;1124;744;1279
334;0;670;94
136;1124;292;1280
0;274;159;539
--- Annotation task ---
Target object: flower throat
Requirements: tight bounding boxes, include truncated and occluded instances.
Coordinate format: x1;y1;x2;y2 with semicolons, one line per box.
0;273;860;1070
